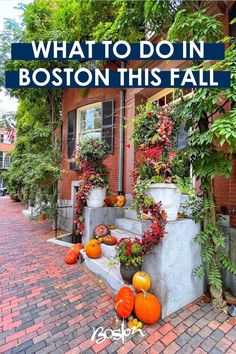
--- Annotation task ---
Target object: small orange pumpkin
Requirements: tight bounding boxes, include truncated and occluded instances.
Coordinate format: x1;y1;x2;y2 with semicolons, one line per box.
115;286;135;319
116;194;126;207
134;291;161;324
132;271;151;293
70;243;84;256
65;250;78;265
85;239;102;259
101;235;117;245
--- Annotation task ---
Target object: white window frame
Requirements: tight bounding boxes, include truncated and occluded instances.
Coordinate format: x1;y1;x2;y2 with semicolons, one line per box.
0;151;10;169
76;102;102;145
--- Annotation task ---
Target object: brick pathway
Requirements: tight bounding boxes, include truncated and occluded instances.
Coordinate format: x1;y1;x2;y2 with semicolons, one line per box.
0;197;235;354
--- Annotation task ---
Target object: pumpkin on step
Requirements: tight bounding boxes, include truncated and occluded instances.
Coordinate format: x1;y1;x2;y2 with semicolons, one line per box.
85;239;102;259
116;194;126;207
115;286;135;318
132;271;151;293
98;235;117;246
94;224;110;239
134;291;161;324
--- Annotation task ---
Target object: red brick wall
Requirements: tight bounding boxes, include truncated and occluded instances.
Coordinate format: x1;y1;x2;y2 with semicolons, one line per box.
0;128;15;153
60;87;121;200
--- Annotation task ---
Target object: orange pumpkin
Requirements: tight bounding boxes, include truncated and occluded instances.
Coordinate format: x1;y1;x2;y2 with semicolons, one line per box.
115;286;135;319
105;196;114;206
70;243;84;256
101;235;117;245
134;291;161;324
108;225;117;230
65;250;78;265
85;239;102;259
116;194;126;207
132;271;151;293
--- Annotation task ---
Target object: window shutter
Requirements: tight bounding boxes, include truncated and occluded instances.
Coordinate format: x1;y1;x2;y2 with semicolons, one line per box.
67;110;76;158
102;100;114;154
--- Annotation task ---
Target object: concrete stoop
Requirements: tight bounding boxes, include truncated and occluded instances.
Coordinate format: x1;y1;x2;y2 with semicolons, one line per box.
81;224;141;291
82;208;204;319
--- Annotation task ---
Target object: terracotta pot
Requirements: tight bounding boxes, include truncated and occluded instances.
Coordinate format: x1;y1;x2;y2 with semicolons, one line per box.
120;262;141;284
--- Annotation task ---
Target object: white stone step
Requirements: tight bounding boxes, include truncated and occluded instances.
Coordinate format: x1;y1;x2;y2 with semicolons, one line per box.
80;250;126;292
100;244;116;259
115;218;143;235
110;227;142;241
124;208;139;221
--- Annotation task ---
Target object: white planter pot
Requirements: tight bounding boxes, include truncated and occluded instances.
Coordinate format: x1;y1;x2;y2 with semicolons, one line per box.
86;187;106;208
147;183;181;221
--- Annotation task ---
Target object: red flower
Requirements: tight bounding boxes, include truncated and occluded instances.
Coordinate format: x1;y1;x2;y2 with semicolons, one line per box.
147;112;152;116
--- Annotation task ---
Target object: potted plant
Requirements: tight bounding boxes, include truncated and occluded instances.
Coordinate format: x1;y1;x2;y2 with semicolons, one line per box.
116;238;144;283
76;138;109;207
132;103;189;221
74;138;109;239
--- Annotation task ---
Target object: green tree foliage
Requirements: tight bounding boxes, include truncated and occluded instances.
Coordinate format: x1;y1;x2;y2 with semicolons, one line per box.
169;9;236;308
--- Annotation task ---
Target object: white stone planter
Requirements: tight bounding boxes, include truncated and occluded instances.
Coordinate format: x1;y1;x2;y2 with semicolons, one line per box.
86;187;106;208
147;183;181;221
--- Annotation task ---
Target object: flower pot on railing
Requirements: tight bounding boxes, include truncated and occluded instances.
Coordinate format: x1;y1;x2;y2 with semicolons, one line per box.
147;183;181;221
86;187;106;208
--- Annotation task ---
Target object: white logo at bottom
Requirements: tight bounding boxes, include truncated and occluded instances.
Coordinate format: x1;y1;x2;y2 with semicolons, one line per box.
91;320;145;344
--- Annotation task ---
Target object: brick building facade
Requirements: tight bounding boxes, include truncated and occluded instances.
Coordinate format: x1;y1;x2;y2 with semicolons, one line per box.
59;1;236;232
0;128;15;192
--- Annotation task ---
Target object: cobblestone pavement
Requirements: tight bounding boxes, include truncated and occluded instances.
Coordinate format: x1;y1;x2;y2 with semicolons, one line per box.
0;197;235;354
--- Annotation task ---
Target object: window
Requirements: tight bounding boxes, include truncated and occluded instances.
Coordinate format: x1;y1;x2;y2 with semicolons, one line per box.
0;152;11;169
0;134;4;143
68;100;114;161
4;155;10;169
149;88;194;107
77;103;102;142
0;152;3;168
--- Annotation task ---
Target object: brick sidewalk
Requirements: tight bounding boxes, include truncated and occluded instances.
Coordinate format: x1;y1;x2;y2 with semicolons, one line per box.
0;197;235;354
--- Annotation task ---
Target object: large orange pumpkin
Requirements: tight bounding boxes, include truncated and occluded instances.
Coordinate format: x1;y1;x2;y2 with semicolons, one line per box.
85;239;102;259
132;271;151;293
134;291;161;324
70;243;84;256
115;286;135;319
65;250;78;265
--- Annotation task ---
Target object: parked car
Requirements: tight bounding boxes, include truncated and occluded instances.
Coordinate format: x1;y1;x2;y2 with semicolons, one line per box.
0;187;7;196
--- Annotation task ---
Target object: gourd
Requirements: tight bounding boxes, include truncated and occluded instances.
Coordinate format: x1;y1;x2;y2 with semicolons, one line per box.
70;243;84;256
132;271;151;293
116;194;126;207
134;291;161;324
98;235;117;246
94;224;110;238
115;286;135;318
85;239;102;259
65;250;78;265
